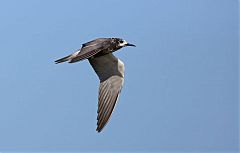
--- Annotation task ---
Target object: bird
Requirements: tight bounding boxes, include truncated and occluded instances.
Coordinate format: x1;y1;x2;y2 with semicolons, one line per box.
55;38;136;132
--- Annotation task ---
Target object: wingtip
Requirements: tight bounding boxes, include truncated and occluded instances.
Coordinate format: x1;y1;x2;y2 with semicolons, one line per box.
96;127;102;133
54;59;68;64
96;122;105;133
54;59;62;64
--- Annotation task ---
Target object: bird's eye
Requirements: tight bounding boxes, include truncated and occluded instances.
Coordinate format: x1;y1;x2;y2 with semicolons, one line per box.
119;40;124;43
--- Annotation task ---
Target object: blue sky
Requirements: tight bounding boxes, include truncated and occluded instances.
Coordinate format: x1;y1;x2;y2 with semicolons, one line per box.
0;0;238;152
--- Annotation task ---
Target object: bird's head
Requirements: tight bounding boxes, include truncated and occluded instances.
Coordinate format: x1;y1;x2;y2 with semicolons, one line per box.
116;38;136;48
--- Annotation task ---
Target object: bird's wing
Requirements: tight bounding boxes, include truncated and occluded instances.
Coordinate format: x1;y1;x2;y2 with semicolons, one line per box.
88;53;124;132
69;38;111;63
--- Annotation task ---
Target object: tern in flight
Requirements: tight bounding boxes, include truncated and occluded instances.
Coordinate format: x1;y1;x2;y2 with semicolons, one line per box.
55;38;135;132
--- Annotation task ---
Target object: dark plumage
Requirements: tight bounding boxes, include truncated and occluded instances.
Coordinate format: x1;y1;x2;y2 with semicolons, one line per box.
55;38;135;132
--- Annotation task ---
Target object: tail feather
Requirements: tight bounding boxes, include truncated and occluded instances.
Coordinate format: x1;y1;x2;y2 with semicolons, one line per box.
55;54;72;64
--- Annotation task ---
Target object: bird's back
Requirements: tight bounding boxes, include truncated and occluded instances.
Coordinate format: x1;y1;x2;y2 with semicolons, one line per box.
82;38;111;48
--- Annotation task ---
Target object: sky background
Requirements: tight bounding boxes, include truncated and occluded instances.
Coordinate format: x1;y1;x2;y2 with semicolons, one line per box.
0;0;238;152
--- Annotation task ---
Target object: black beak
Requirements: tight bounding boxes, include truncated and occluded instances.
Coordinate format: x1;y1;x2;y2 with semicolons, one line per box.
126;43;136;47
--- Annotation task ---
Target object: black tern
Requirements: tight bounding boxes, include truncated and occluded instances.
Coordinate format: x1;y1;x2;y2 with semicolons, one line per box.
55;38;135;132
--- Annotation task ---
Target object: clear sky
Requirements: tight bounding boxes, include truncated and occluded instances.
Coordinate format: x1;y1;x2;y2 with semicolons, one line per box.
0;0;238;152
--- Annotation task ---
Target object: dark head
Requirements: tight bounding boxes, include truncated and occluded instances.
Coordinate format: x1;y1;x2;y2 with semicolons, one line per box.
115;38;136;48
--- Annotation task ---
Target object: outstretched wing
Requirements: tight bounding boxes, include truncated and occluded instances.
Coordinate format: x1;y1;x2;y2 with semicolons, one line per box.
69;38;111;63
88;53;124;132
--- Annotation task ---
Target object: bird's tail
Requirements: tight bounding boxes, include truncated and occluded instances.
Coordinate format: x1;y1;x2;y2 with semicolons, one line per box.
55;54;72;64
